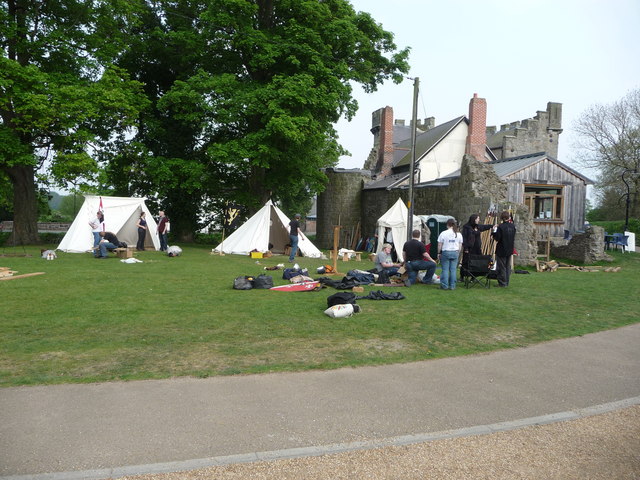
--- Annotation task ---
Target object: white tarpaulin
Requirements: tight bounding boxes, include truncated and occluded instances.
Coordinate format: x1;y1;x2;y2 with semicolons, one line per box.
213;200;322;258
57;195;159;253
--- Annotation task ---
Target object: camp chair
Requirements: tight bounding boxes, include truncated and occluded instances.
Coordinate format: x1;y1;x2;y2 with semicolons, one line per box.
463;254;494;289
612;233;629;253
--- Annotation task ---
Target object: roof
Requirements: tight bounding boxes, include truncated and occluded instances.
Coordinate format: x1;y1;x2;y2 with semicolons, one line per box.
488;152;594;184
394;116;466;168
364;173;407;190
393;123;415;145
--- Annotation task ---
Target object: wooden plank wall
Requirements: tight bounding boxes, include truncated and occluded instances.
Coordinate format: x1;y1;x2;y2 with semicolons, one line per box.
504;158;588;238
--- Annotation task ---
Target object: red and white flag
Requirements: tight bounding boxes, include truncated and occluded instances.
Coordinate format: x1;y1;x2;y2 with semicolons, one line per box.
99;196;105;231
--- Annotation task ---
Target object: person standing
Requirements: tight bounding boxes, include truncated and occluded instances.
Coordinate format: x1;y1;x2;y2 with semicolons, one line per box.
437;219;463;290
492;211;516;287
136;212;147;251
402;229;437;287
461;214;492;279
89;210;104;257
288;213;302;262
157;210;169;252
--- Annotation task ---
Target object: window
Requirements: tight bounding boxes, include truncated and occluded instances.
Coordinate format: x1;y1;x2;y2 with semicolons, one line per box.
524;185;563;221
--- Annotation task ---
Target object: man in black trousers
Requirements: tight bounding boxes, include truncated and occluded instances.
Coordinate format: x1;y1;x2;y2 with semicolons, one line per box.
491;211;516;287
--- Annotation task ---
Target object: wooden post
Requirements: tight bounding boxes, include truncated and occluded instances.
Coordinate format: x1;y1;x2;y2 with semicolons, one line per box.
332;225;341;274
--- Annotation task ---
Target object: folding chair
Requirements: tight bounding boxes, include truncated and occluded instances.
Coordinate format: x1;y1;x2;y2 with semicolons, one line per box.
463;254;494;289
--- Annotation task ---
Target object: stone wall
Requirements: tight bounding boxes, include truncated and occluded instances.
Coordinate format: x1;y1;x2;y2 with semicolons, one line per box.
0;221;71;233
316;168;370;249
492;102;562;160
550;225;612;264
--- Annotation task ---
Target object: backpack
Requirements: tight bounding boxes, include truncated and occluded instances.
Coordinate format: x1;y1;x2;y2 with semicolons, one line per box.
377;270;390;284
327;292;357;308
252;274;274;289
233;276;254;290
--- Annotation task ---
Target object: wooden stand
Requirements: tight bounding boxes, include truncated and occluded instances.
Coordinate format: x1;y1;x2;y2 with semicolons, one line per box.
331;225;342;275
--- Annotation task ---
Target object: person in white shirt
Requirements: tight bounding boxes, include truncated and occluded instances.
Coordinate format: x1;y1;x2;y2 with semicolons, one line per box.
437;219;463;290
88;210;104;257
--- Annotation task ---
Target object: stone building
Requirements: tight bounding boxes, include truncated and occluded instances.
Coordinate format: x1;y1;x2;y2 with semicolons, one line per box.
317;94;591;265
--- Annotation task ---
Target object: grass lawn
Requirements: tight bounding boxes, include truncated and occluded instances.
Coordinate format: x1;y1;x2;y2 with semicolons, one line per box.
1;244;639;386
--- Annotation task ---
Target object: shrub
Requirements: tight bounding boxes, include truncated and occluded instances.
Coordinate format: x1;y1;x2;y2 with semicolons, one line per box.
193;232;223;245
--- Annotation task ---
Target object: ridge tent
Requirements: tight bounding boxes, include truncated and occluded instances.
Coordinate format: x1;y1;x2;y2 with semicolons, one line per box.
375;198;422;262
213;200;322;258
58;195;160;253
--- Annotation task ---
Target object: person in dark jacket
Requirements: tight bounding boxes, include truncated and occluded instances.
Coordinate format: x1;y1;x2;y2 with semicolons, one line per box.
97;231;120;258
157;211;169;252
461;214;493;279
491;211;516;287
402;229;437;287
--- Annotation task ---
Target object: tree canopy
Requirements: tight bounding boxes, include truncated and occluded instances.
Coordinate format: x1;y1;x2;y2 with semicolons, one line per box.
573;88;640;221
1;0;150;244
106;0;410;239
1;0;409;243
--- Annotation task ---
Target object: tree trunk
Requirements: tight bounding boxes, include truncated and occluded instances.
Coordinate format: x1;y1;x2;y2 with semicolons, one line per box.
248;165;271;214
4;164;40;245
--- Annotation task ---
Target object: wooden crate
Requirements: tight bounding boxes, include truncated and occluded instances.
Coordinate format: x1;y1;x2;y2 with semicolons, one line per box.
115;248;133;259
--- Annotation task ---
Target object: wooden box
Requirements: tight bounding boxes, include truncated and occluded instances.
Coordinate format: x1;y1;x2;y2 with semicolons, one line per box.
115;248;133;259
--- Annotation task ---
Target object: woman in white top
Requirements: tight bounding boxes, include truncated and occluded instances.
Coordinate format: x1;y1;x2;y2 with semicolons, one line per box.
89;211;104;257
437;218;463;290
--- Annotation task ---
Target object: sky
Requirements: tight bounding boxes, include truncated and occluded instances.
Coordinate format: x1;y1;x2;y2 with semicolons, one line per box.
334;0;640;183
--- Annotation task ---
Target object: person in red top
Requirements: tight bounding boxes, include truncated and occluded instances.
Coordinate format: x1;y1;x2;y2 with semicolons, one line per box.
157;210;169;252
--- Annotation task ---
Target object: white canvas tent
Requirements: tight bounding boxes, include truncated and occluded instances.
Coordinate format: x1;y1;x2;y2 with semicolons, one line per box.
213;200;322;258
58;195;160;253
375;198;422;262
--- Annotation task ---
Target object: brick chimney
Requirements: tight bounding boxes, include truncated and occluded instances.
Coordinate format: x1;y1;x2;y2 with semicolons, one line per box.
374;106;395;177
465;93;488;162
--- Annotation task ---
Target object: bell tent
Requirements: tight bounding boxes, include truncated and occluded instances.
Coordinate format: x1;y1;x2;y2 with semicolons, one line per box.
375;198;422;262
58;195;160;253
213;200;322;258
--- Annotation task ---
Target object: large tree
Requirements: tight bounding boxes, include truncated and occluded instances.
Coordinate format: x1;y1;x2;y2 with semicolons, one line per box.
573;88;640;220
0;0;148;244
108;0;409;239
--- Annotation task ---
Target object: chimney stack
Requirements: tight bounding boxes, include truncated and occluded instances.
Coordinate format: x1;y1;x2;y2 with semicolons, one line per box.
374;106;395;177
465;93;488;162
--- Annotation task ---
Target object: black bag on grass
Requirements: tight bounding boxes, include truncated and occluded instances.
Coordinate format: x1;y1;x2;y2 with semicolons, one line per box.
253;274;274;289
327;292;357;308
233;276;254;290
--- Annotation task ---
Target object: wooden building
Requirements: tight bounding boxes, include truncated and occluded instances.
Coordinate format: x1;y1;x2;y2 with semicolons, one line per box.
489;152;593;238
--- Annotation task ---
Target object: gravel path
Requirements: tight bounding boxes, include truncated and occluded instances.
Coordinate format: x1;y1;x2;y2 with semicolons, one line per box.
122;405;640;480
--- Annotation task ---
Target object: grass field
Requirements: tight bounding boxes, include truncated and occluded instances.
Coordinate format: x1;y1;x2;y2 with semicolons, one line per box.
1;244;638;387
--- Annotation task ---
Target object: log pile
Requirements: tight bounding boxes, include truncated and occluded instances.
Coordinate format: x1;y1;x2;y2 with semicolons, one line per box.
536;261;621;273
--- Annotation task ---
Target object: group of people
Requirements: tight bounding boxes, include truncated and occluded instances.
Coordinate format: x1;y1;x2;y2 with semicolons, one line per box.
89;210;170;258
374;211;517;289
